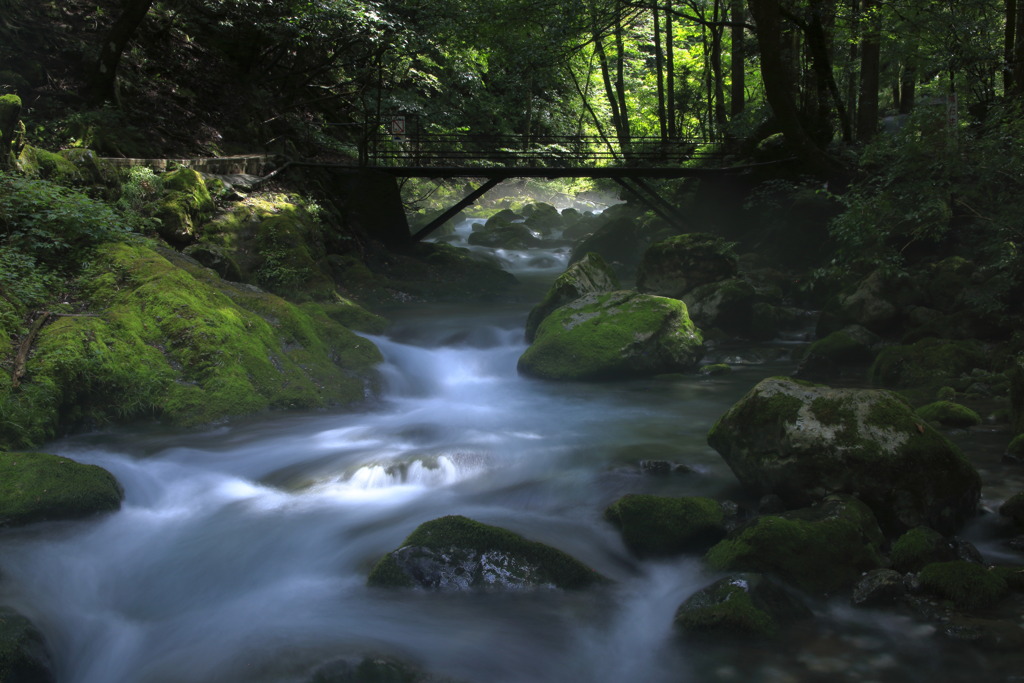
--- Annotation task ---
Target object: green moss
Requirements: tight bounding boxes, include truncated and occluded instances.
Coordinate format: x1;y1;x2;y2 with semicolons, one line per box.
16;145;82;182
918;561;1008;610
518;291;703;380
698;363;731;376
916;401;983;428
369;515;604;590
869;338;989;390
704;496;885;595
999;492;1024;527
675;580;776;638
0;451;122;526
0;608;51;681
312;299;388;335
0;241;381;448
806;329;875;364
366;554;416;589
890;526;947;573
604;494;725;557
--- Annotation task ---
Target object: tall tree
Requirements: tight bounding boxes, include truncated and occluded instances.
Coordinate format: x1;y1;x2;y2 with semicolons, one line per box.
86;0;156;106
747;0;843;177
730;0;746;116
856;0;881;140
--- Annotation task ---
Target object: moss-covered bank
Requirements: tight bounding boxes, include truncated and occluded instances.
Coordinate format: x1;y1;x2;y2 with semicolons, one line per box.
0;240;382;449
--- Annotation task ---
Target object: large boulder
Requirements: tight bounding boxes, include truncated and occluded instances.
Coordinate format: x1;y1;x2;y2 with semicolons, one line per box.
707;376;981;534
517;290;704;381
524;252;620;342
703;495;886;595
0;452;123;526
603;494;726;557
682;278;757;336
367;515;605;591
467;223;541;250
869;337;990;391
154;167;214;247
636;233;738;299
674;573;812;639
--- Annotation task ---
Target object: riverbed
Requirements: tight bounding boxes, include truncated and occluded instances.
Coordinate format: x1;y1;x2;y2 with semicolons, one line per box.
0;221;1020;682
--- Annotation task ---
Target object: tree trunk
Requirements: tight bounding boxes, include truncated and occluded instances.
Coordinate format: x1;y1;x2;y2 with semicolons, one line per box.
86;0;156;106
856;0;881;141
747;0;843;178
613;3;632;149
730;0;745;117
710;0;728;136
805;0;851;142
1007;0;1017;93
1013;0;1024;95
666;2;676;138
654;0;667;142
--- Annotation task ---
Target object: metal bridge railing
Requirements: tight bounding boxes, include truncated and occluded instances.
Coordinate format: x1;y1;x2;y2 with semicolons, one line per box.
365;133;723;168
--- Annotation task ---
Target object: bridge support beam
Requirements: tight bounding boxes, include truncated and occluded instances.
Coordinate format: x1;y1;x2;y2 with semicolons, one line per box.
611;177;691;230
411;177;505;241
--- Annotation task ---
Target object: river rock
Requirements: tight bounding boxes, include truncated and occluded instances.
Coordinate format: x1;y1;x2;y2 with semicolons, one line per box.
524;252;620;342
467;223;541;250
567;205;651;279
674;573;812;639
0;452;123;526
366;515;605;591
636;233;738;299
869;337;989;391
0;608;55;682
917;561;1009;610
603;494;726;557
681;278;756;336
889;526;957;573
915;401;983;428
850;569;907;607
703;494;886;595
517;290;704;381
707;376;981;534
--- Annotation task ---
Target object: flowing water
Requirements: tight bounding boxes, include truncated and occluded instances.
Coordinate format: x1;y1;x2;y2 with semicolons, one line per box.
1;220;1021;682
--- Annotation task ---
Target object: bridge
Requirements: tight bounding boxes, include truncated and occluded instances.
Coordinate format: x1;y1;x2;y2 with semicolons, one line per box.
361;131;750;239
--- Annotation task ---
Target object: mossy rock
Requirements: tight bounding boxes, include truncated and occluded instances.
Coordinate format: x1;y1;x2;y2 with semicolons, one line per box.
0;94;21;169
707;376;981;535
367;515;605;591
636;233;739;299
604;494;726;557
521;202;562;234
889;526;953;573
517;290;704;381
704;495;886;595
682;277;756;336
915;401;982;428
917;561;1008;610
0;452;123;526
524;252;620;342
0;608;54;682
16;145;82;183
0;241;382;448
999;492;1024;528
674;573;812;639
312;299;388;335
699;363;731;376
154;167;214;246
308;656;443;683
869;337;989;392
805;325;880;365
466;223;541;249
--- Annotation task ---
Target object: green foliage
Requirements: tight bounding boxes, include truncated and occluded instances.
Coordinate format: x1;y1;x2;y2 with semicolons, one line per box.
0;172;130;268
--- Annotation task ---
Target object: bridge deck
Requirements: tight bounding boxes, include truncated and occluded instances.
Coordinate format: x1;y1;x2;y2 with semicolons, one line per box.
369;165;736;179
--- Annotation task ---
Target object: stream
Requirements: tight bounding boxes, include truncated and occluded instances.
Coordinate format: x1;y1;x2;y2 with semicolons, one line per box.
0;219;1019;682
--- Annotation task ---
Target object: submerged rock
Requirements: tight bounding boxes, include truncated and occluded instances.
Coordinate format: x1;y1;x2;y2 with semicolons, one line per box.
0;452;122;526
0;608;55;682
704;495;886;595
604;494;726;557
915;401;983;428
707;376;981;534
367;515;605;591
518;290;704;381
524;252;619;342
674;573;811;639
917;561;1008;610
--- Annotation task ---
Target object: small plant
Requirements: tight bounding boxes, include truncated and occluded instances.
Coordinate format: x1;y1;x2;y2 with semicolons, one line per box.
117;165;163;213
